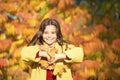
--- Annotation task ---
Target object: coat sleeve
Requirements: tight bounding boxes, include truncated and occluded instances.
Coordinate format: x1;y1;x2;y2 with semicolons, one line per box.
64;45;84;63
20;45;41;65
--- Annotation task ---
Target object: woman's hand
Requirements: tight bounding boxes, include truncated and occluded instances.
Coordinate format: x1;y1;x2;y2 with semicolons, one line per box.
49;53;66;64
39;51;51;61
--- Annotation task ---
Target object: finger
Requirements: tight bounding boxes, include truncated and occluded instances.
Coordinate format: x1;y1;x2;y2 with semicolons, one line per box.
47;56;51;61
49;58;57;64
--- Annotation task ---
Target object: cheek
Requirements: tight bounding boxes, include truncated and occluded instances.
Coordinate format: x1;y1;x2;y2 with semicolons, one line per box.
54;34;57;39
42;34;46;39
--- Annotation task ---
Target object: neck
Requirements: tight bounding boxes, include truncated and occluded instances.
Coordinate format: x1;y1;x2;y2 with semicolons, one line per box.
48;43;55;48
43;42;56;48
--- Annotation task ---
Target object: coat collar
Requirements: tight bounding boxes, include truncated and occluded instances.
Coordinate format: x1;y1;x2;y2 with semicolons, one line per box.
41;42;63;53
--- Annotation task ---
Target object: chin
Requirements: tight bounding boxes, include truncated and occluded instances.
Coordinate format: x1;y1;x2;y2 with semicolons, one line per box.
46;42;53;45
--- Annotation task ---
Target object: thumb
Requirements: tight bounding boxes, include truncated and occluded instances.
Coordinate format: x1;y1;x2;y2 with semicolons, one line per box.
47;56;51;61
48;58;57;64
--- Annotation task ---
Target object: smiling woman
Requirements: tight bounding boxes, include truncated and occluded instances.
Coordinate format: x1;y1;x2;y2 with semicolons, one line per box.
20;18;84;80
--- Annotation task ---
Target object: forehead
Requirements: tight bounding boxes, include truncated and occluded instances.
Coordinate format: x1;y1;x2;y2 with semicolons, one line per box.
44;25;56;31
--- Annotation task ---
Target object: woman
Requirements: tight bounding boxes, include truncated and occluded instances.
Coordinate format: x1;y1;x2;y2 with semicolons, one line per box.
21;18;84;80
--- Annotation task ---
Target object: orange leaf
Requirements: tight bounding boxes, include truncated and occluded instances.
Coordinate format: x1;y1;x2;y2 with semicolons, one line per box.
81;60;100;70
58;0;65;10
83;38;104;55
0;39;12;52
0;58;9;67
112;39;120;52
0;3;18;12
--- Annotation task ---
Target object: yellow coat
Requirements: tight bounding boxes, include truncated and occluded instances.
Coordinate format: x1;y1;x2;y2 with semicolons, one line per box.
21;43;84;80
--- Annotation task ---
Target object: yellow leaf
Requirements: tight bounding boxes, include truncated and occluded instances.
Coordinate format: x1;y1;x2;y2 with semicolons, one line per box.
42;8;57;20
9;39;24;53
35;1;47;11
0;70;2;75
5;23;15;35
65;16;71;23
17;1;28;12
0;33;6;40
26;19;38;27
0;52;8;58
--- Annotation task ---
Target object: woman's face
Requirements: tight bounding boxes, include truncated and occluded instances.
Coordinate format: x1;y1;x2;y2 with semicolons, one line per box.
42;25;57;46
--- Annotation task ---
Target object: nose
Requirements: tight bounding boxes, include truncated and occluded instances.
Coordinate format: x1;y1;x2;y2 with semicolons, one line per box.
47;33;52;38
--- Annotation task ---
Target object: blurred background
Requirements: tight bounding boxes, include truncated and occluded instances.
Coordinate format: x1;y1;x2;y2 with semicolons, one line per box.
0;0;120;80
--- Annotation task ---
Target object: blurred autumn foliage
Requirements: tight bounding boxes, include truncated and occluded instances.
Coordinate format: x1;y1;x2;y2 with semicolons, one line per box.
0;0;120;80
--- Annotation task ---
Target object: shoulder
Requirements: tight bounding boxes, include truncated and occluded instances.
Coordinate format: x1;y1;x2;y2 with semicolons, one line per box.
21;45;39;51
62;42;75;50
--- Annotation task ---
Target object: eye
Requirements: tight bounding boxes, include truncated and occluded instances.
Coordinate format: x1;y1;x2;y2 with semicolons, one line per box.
44;31;48;34
51;32;56;34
